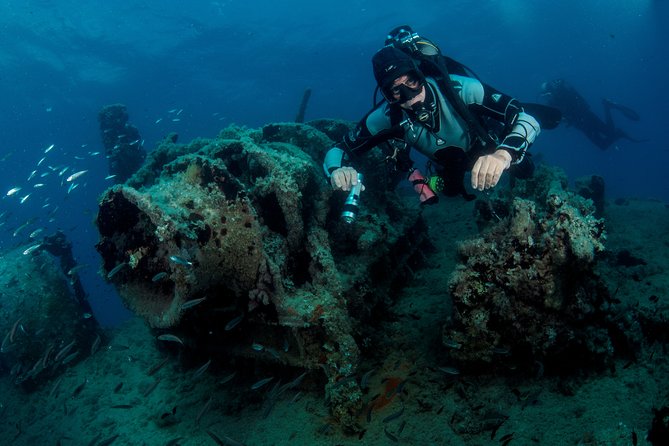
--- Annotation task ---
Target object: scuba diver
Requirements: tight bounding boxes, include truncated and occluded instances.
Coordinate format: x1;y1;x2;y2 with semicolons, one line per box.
540;79;641;150
323;26;557;203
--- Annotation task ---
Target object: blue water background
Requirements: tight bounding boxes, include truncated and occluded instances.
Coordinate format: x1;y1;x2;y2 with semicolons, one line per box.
0;1;666;326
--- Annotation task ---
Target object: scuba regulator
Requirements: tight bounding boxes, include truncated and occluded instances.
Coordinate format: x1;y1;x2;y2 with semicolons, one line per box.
340;173;364;224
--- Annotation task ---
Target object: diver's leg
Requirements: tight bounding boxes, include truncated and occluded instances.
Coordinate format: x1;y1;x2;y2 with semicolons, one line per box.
603;98;640;121
602;99;616;130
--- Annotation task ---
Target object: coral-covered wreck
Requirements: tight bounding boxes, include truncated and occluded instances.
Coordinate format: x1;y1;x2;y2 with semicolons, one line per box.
94;121;430;429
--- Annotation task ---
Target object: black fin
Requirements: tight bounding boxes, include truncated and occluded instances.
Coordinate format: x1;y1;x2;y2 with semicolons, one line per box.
607;100;640;121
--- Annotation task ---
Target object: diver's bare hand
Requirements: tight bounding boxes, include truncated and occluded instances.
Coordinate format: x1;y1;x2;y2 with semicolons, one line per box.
471;149;512;191
330;167;365;192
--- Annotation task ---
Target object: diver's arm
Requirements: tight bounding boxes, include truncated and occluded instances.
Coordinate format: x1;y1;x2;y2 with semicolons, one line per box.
454;75;541;189
323;107;395;190
456;76;541;164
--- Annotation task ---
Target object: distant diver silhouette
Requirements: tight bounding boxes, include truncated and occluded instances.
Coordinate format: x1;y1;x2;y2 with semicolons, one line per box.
540;79;645;150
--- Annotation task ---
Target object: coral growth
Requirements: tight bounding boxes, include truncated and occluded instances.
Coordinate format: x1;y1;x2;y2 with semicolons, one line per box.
444;165;623;371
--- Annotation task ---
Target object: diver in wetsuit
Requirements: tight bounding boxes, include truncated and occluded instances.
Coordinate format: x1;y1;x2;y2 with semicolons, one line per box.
323;26;543;202
540;79;641;150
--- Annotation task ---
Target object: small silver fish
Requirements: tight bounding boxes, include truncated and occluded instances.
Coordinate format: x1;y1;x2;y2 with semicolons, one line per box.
67;264;88;276
438;366;461;376
251;377;274;390
66;170;88;182
169;255;193;266
23;243;42;255
180;296;207;310
192;359;212;379
44;144;55;153
104;174;117;180
151;272;168;282
157;334;184;345
6;187;21;196
107;262;127;279
224;314;244;331
19;194;31;204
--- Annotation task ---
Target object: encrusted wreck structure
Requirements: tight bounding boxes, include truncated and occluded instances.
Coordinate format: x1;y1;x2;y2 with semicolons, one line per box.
444;165;638;373
0;232;99;390
94;121;430;429
98;104;146;183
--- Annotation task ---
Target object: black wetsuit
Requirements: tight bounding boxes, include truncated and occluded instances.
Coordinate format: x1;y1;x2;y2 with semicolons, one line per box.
541;79;640;150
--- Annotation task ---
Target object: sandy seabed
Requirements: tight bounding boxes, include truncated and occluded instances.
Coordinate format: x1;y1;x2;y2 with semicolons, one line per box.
0;197;667;446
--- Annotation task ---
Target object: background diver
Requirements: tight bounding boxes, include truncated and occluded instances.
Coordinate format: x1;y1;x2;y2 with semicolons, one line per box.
323;26;560;203
540;79;643;150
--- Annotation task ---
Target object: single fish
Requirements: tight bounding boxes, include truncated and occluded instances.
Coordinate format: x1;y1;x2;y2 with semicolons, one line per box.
104;174;117;180
224;314;244;331
192;359;212;380
157;334;184;345
67;264;88;276
106;262;127;279
23;243;43;255
37;156;46;166
180;296;207;310
251;377;274;390
219;371;237;385
29;228;44;239
19;194;31;204
6;187;21;196
169;255;193;267
151;271;168;282
44;144;55;153
66;170;88;182
27;170;37;181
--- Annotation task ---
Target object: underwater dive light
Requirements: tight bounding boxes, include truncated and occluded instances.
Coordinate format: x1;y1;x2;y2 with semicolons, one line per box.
341;173;364;224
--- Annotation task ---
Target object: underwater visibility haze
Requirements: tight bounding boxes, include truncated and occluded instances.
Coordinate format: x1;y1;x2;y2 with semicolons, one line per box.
0;1;668;445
